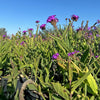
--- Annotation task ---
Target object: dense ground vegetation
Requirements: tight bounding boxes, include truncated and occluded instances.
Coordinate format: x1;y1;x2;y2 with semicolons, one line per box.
0;15;100;100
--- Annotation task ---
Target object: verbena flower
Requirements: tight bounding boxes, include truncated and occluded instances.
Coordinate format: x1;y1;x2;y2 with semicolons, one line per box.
68;53;72;56
95;55;99;58
96;34;100;37
22;30;27;35
40;24;46;30
47;15;58;23
52;53;59;59
28;28;33;31
20;41;25;45
88;27;91;30
76;27;82;32
71;15;79;21
3;35;6;38
93;26;97;30
89;33;92;36
68;50;79;57
97;20;100;24
36;20;40;23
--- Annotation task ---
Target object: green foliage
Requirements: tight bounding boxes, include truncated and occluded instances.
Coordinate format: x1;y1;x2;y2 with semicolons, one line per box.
0;20;100;100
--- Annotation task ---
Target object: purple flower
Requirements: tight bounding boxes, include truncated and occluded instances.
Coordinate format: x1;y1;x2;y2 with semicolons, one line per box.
71;15;79;21
72;52;75;55
89;33;92;36
68;53;72;56
28;28;33;31
76;27;82;32
40;24;46;30
68;50;79;57
36;20;40;23
97;20;100;24
3;35;6;38
96;34;100;37
88;27;91;30
20;41;25;45
52;53;59;59
93;26;96;30
74;50;79;53
95;55;99;58
42;39;45;41
22;30;27;33
47;15;58;23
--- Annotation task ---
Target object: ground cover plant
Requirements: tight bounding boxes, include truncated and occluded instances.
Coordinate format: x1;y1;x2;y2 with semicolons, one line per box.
0;15;100;100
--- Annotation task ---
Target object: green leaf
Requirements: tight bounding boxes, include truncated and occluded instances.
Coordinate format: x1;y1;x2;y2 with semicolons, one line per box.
52;82;69;100
57;62;66;69
71;68;94;94
38;85;46;100
90;96;95;100
68;61;73;83
14;89;19;100
71;61;82;73
87;69;98;94
57;41;67;55
45;67;49;83
27;84;37;91
0;71;2;76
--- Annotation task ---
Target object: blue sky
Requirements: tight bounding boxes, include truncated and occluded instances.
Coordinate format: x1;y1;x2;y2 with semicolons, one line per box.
0;0;100;36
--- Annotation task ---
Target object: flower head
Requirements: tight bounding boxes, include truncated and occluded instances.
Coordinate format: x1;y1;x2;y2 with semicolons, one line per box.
68;50;79;57
89;33;92;36
93;26;97;30
20;41;25;45
47;15;58;23
52;53;59;59
95;55;99;58
96;34;100;37
40;24;46;30
36;20;40;23
22;30;27;34
76;27;82;32
97;20;100;24
71;15;79;21
87;27;91;30
28;28;33;31
3;35;6;38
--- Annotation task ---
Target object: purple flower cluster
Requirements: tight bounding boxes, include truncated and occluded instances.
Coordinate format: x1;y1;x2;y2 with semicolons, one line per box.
52;53;59;59
87;27;91;31
40;24;46;30
3;35;6;38
28;28;33;31
71;15;79;21
76;27;82;32
97;20;100;24
68;50;79;57
95;55;99;58
47;15;58;23
84;32;93;39
20;41;25;45
22;30;27;33
35;20;40;23
96;34;100;37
